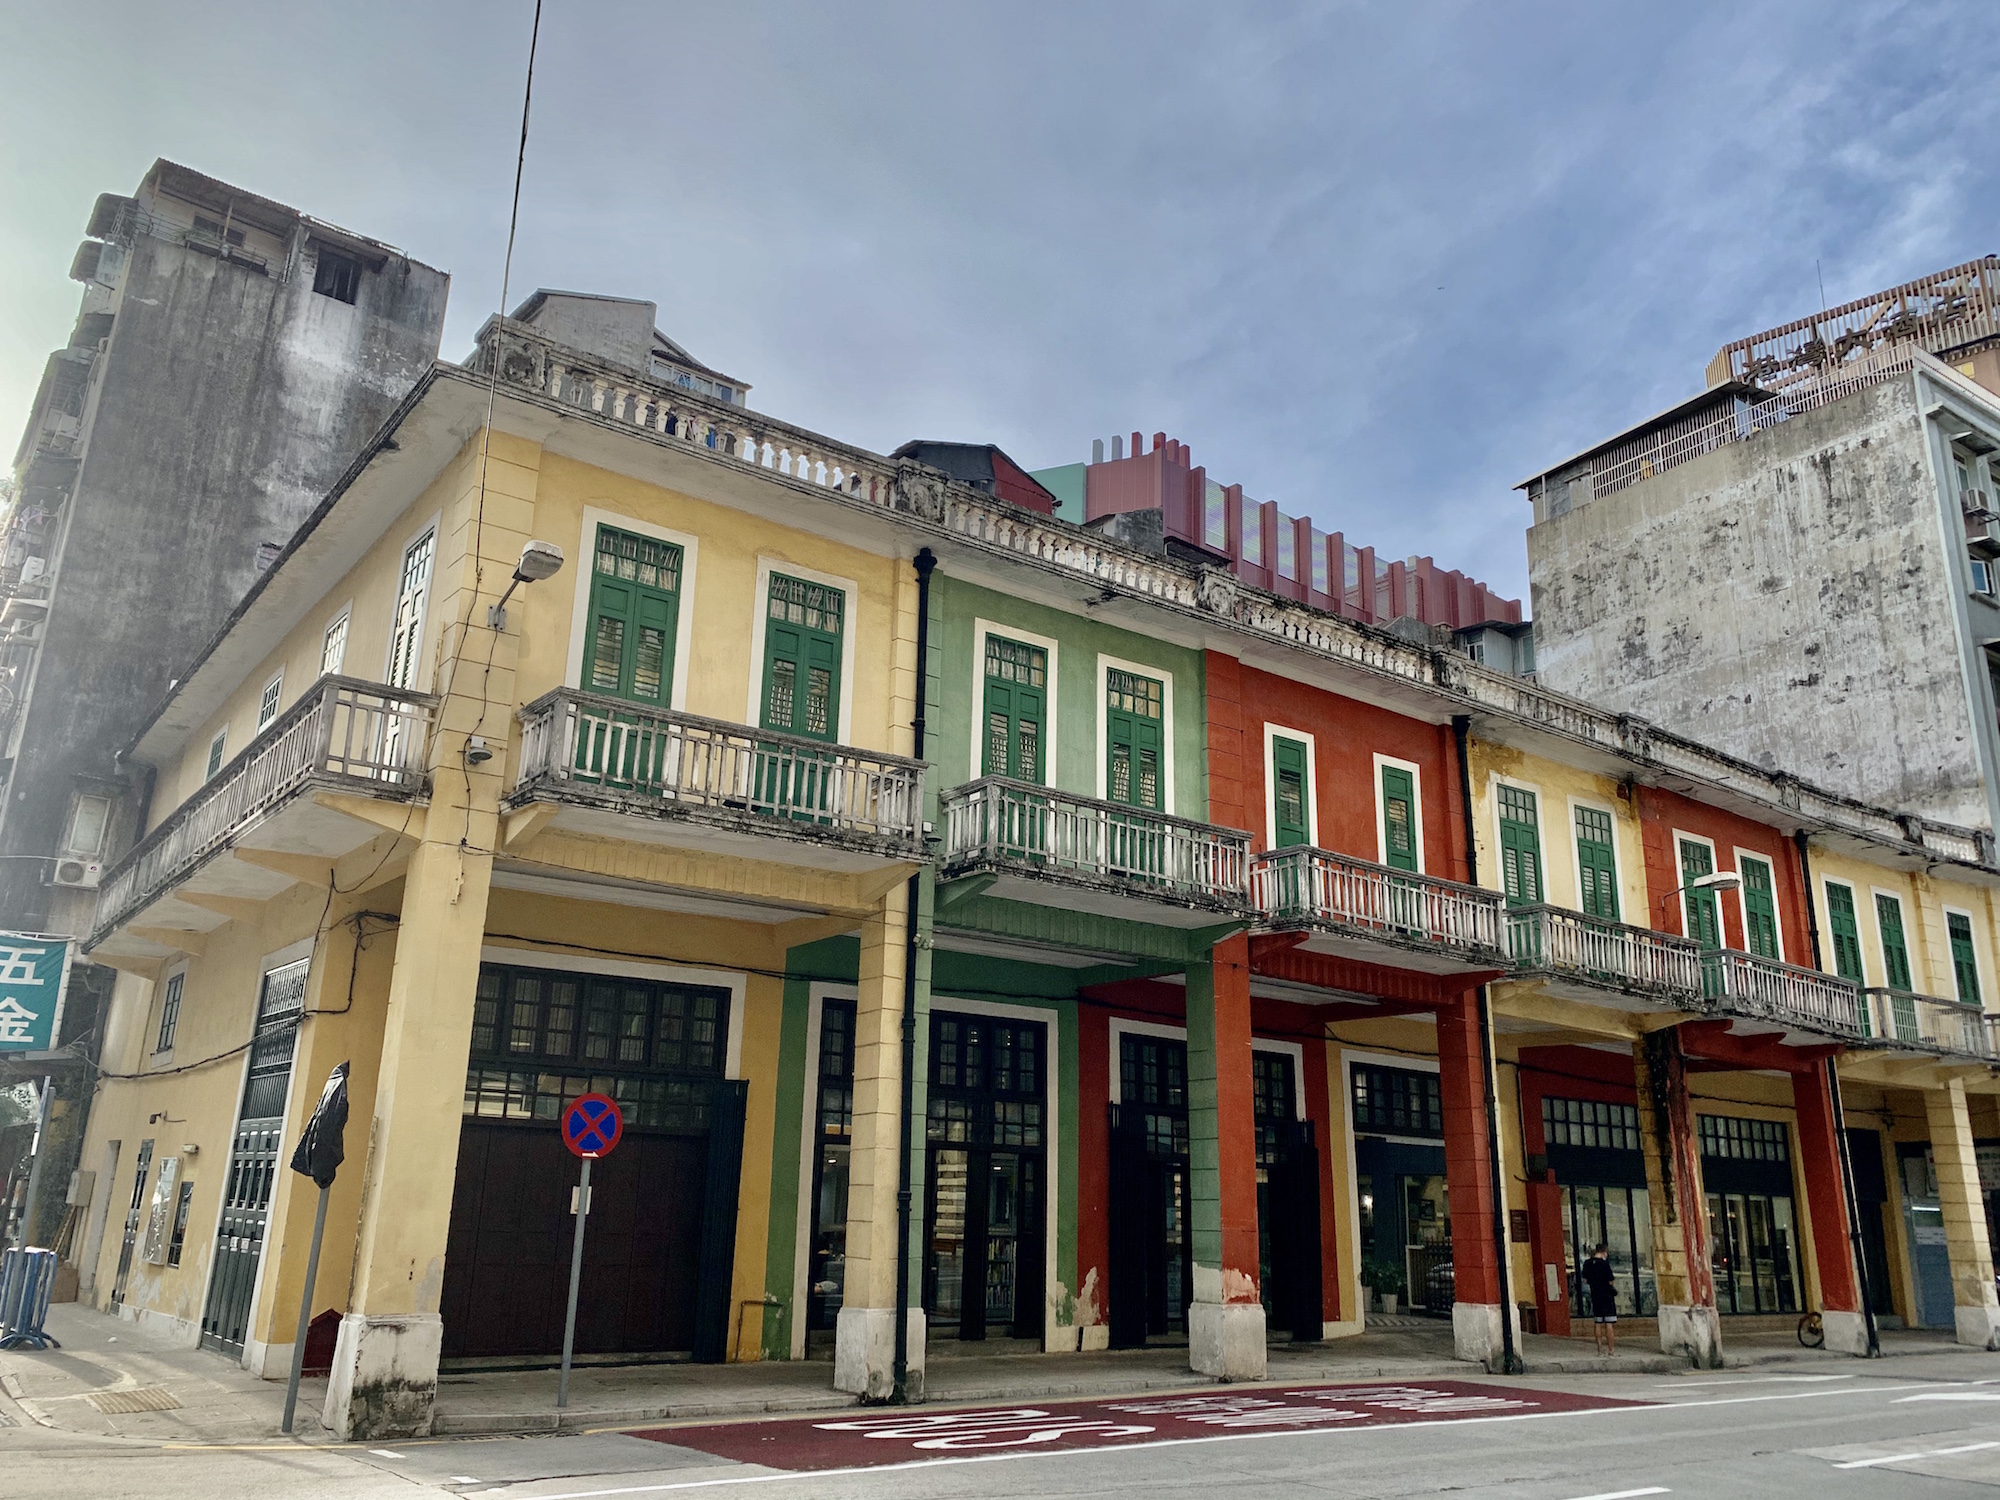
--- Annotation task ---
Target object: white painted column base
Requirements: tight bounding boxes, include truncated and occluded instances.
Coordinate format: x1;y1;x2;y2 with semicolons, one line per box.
1954;1303;2000;1350
1189;1301;1266;1380
833;1306;926;1401
1656;1303;1723;1368
322;1311;443;1440
1821;1310;1871;1356
1450;1301;1521;1369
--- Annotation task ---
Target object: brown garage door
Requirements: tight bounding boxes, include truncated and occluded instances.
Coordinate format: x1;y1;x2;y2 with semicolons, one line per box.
440;1120;707;1359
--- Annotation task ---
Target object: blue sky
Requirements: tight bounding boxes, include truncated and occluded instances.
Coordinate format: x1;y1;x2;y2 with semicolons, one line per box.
4;1;1997;606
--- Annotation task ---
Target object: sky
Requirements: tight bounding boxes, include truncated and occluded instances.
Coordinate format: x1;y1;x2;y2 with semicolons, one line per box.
4;1;1998;608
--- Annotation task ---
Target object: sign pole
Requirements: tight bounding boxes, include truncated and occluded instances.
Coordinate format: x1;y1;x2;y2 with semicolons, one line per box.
281;1183;331;1434
558;1155;591;1409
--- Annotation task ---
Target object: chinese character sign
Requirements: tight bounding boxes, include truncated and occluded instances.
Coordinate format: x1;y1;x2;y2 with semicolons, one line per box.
0;935;71;1052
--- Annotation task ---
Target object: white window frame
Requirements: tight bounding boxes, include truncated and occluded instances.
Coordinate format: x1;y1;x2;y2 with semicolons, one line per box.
256;669;284;732
63;792;113;858
379;516;440;692
565;507;701;712
1488;773;1551;906
1371;753;1426;873
205;728;228;782
1731;846;1784;963
1263;722;1318;851
789;981;855;1358
745;556;860;745
1870;885;1912;990
1671;830;1723;942
152;965;186;1059
969;619;1060;787
319;604;352;677
1564;795;1626;919
1818;876;1870;985
1095;653;1177;813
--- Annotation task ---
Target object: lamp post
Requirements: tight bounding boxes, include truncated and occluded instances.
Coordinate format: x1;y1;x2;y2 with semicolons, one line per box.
1658;869;1742;931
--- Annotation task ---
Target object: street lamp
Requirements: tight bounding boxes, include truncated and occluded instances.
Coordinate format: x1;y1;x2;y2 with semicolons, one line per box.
486;539;566;631
1658;869;1742;927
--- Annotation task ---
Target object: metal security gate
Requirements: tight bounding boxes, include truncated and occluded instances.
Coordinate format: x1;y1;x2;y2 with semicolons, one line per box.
200;959;307;1354
108;1139;153;1306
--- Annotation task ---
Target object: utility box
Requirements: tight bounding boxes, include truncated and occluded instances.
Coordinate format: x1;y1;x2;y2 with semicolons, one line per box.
64;1169;94;1207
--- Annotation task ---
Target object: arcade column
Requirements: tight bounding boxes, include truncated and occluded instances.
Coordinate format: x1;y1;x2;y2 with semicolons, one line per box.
1435;989;1516;1366
1634;1027;1721;1367
1924;1077;2000;1349
1792;1062;1867;1355
1184;933;1265;1379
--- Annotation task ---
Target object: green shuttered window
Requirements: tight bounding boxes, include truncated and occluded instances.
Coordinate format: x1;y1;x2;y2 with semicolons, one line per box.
1271;735;1310;849
1679;839;1721;948
584;525;683;706
1947;912;1983;1007
763;573;844;741
1497;784;1542;907
1824;882;1864;982
1380;765;1417;872
983;636;1046;781
1105;668;1164;809
1875;894;1912;991
1574;806;1619;921
1740;855;1779;960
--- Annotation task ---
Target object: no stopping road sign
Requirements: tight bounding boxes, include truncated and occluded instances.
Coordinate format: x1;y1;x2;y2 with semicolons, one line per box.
562;1093;623;1158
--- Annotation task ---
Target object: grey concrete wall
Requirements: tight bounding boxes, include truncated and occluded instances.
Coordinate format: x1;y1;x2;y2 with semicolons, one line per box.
0;230;447;930
1529;376;1991;830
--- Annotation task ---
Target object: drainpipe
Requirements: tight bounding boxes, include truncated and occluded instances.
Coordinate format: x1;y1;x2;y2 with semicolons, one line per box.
893;548;936;1403
1453;714;1521;1374
1793;831;1880;1357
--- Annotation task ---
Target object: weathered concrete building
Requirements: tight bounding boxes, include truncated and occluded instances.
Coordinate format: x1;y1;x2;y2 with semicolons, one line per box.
0;160;446;1251
1522;259;2000;841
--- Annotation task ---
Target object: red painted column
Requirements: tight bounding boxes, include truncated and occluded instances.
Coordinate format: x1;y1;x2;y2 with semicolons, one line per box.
1074;999;1111;1348
1185;932;1265;1378
1436;989;1501;1312
1636;1028;1722;1366
1792;1062;1868;1353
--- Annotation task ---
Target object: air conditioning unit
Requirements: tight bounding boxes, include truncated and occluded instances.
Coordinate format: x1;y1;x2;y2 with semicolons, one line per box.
52;858;102;889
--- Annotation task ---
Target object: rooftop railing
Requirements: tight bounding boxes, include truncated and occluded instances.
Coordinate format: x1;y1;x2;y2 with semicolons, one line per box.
1861;987;1999;1059
939;776;1250;910
1700;948;1863;1037
512;688;923;849
1506;904;1703;1000
91;677;433;945
1253;846;1504;960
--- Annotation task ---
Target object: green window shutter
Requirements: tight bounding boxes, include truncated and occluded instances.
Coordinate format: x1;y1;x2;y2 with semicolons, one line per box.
1380;765;1418;872
1271;735;1310;849
1679;839;1721;949
1824;883;1864;982
1874;894;1912;991
1574;806;1620;922
1947;912;1983;1006
982;636;1047;781
582;525;682;705
1496;784;1543;907
762;573;844;741
1740;856;1779;959
1105;669;1164;809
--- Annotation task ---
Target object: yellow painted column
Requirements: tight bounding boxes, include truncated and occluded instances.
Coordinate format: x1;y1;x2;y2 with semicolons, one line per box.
322;431;536;1438
1924;1079;2000;1349
834;892;918;1398
1634;1029;1722;1366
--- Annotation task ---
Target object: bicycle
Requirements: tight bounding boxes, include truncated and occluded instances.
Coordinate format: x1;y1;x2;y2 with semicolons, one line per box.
1797;1310;1825;1348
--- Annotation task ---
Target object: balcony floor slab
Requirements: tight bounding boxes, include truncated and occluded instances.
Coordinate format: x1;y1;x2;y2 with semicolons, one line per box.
509;793;918;876
1282;926;1505;977
943;863;1248;930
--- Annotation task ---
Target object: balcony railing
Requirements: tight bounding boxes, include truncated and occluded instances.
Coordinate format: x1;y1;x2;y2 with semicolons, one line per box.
939;776;1249;909
1861;987;1999;1058
92;677;434;944
1252;846;1504;959
1700;949;1863;1036
512;688;923;848
1506;904;1704;999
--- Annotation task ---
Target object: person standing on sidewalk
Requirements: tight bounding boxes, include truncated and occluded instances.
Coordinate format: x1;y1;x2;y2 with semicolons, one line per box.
1581;1244;1619;1355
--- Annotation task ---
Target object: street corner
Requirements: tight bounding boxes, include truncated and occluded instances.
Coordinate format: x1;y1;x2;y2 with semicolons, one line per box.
633;1379;1656;1473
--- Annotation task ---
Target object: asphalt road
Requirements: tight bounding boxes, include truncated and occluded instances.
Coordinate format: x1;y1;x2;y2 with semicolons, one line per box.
6;1351;1999;1499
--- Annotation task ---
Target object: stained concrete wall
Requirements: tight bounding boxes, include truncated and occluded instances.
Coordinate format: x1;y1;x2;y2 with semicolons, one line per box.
1528;376;1995;832
0;199;447;933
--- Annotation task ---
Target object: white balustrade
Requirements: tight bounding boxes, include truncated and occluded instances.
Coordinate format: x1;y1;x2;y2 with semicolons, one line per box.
1506;904;1703;997
1253;846;1503;956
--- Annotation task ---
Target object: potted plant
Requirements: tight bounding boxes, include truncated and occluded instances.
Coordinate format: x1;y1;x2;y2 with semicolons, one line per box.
1361;1257;1407;1316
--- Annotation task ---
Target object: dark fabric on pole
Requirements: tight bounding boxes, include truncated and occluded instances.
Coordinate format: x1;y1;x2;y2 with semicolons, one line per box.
290;1061;350;1188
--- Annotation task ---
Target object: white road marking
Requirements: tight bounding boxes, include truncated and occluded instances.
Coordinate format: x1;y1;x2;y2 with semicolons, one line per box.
1833;1440;2000;1469
370;1449;406;1459
1653;1375;1852;1388
453;1479;481;1485
1895;1392;2000;1403
1564;1489;1669;1499
511;1383;1969;1499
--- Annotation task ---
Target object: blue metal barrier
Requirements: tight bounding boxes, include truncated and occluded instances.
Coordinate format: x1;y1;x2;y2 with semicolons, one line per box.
0;1247;61;1350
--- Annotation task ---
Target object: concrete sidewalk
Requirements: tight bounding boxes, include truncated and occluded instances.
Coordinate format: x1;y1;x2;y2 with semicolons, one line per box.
0;1302;1967;1445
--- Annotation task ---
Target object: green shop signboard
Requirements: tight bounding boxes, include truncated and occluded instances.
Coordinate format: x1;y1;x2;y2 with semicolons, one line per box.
0;933;72;1052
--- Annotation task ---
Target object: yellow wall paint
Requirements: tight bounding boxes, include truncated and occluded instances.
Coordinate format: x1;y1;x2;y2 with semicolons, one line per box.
1465;743;1647;921
1808;846;2000;1013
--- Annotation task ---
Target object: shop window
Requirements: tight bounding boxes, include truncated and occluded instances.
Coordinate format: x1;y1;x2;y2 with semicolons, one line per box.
1351;1064;1442;1138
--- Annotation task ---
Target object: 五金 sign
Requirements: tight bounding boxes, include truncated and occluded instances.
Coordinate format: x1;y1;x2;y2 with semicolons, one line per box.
0;933;71;1053
561;1093;623;1158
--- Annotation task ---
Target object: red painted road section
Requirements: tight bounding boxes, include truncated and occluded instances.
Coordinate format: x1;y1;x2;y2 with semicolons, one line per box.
637;1381;1650;1473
